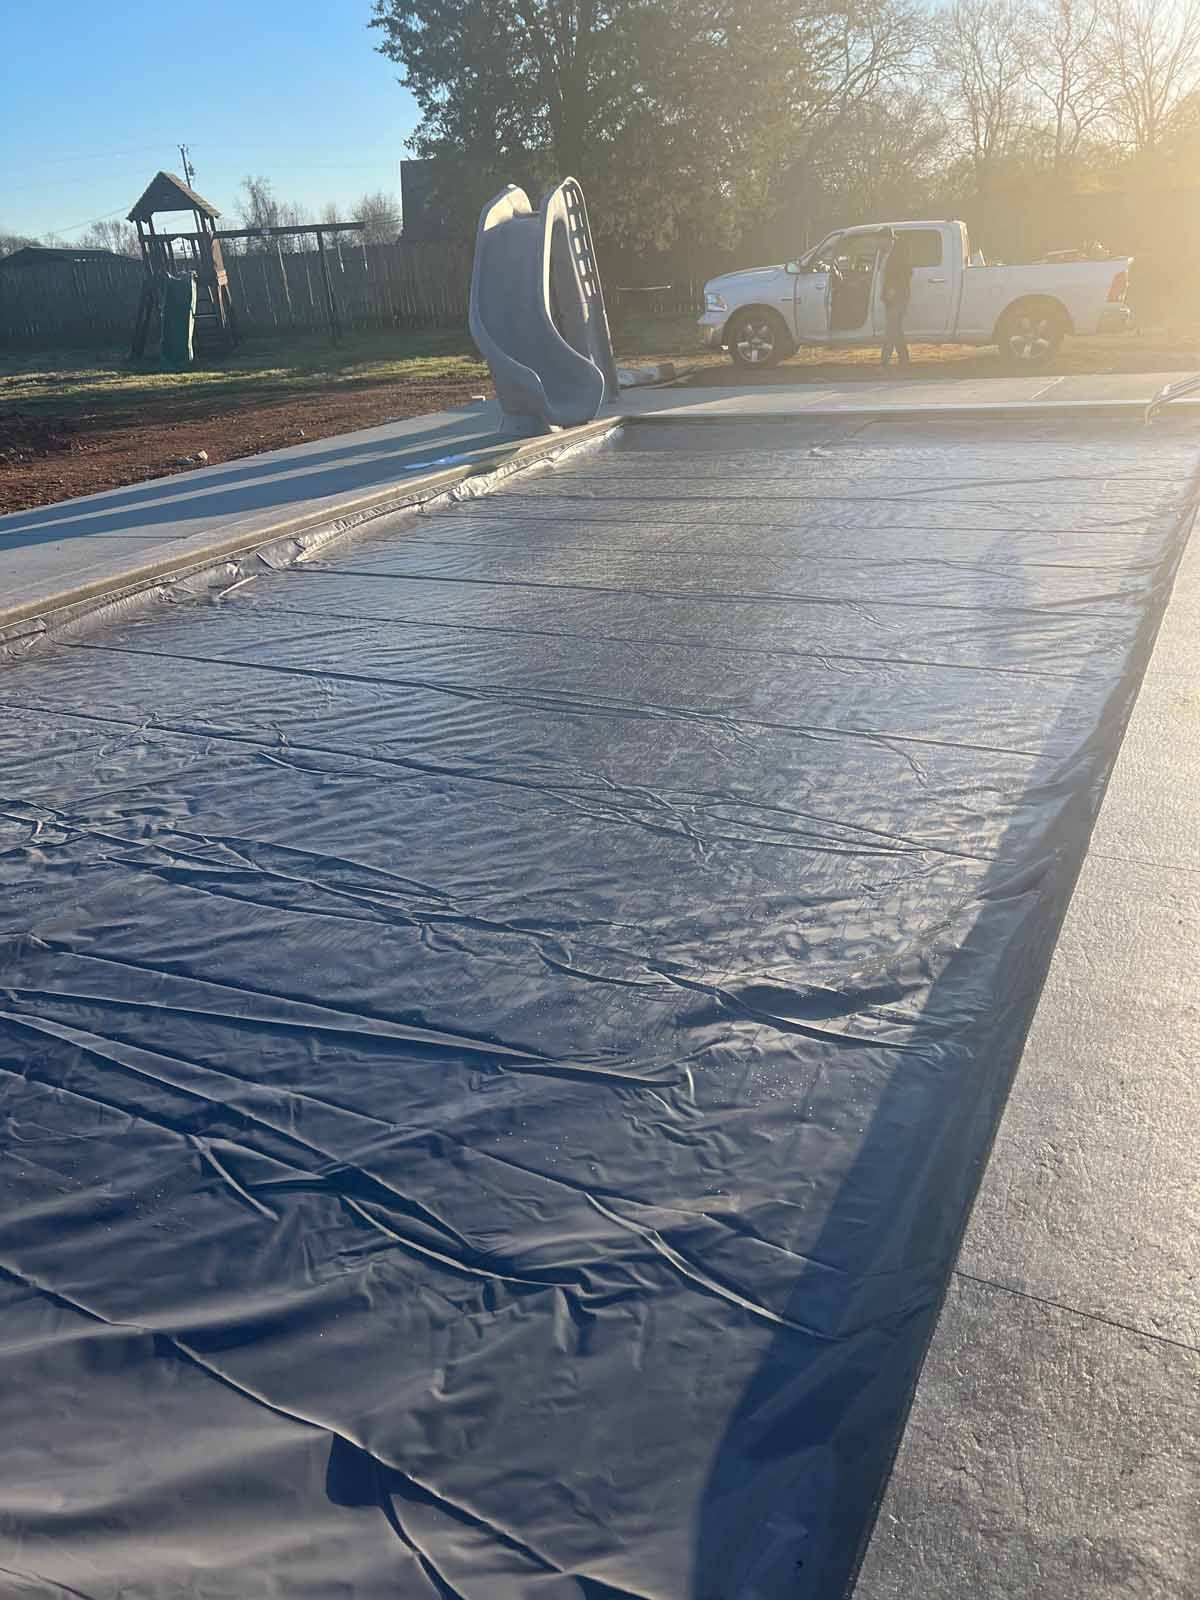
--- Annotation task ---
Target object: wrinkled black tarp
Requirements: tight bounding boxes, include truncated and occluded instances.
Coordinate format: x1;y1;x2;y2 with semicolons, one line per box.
1;417;1195;1599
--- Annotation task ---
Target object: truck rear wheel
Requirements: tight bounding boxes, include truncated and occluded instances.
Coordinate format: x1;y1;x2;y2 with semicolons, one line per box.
727;308;791;369
996;300;1066;366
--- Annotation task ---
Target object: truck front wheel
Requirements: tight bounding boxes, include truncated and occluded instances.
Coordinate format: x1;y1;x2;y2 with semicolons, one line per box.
995;300;1067;366
727;308;791;369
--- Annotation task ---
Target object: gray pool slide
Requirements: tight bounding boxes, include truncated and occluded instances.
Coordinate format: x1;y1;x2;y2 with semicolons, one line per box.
469;178;619;434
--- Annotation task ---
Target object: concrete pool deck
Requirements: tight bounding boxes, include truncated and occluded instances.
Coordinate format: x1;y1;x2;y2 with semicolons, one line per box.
856;516;1200;1598
0;402;519;635
623;368;1200;420
1;371;1197;1597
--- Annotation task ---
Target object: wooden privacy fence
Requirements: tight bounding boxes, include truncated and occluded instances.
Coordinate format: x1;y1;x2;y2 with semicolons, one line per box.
0;240;475;344
224;240;705;331
0;256;143;341
225;238;473;333
609;276;711;316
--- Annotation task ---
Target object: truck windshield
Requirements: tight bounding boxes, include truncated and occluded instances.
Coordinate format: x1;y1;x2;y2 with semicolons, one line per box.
800;233;841;269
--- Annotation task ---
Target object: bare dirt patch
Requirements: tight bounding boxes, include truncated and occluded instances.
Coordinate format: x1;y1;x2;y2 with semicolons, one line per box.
0;410;78;471
0;381;489;517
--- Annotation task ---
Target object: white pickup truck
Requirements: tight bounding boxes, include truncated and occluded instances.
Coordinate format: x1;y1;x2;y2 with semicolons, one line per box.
698;219;1131;368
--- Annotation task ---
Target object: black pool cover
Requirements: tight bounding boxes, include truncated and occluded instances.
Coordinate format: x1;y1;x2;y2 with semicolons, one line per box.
1;417;1196;1599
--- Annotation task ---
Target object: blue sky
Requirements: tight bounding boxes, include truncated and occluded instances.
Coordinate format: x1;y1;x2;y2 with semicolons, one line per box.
1;2;420;239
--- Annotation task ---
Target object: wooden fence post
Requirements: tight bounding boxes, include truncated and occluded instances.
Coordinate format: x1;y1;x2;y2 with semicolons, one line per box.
317;234;341;345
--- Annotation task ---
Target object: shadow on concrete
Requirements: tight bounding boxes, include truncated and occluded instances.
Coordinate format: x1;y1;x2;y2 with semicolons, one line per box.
0;412;504;553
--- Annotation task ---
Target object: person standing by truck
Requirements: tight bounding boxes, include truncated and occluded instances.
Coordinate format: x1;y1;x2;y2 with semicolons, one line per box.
880;229;912;368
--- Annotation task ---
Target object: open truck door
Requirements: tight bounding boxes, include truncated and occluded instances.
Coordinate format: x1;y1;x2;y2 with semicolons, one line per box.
787;234;839;344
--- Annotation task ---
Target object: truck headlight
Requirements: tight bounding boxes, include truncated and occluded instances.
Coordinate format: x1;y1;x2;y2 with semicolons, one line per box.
704;292;727;313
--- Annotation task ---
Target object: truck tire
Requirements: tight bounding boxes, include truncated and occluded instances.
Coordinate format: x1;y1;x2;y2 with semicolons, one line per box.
995;299;1067;366
726;307;791;369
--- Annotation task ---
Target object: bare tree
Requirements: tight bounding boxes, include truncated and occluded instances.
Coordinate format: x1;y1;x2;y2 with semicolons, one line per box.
1027;0;1112;168
237;176;311;251
937;0;1039;184
769;0;930;238
793;0;925;133
1099;0;1200;150
353;189;401;242
239;175;282;234
0;230;40;258
79;218;140;257
806;90;950;219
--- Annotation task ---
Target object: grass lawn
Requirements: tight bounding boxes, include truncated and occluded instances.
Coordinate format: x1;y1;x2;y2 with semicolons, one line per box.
0;329;492;416
0;314;710;419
